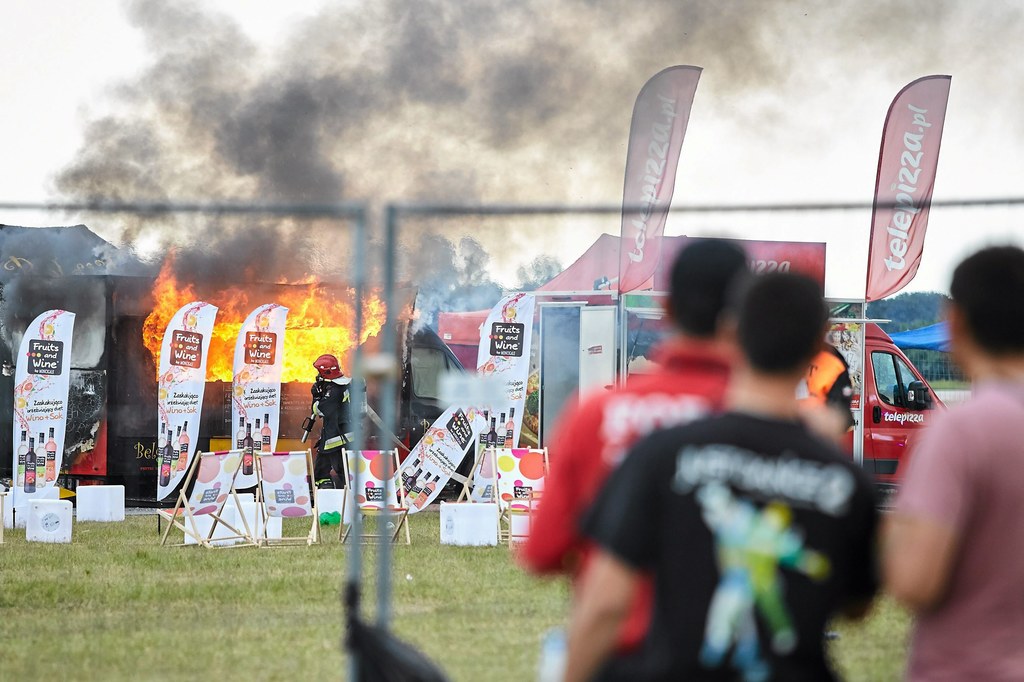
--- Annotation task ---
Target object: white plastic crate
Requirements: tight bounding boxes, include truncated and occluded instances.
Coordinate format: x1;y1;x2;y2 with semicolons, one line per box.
27;499;73;543
440;502;499;546
76;485;125;522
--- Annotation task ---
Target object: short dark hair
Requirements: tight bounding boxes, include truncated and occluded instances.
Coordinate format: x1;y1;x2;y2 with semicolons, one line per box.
736;272;828;373
668;239;749;337
950;245;1024;355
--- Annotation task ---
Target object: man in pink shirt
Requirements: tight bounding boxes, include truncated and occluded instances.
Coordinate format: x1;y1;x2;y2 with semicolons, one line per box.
885;245;1024;680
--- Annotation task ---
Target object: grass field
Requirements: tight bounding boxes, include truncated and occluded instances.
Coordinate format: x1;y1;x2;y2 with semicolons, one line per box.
0;512;910;681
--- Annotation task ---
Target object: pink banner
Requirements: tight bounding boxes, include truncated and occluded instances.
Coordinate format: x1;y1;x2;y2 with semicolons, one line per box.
866;75;951;301
618;65;702;294
655;237;827;291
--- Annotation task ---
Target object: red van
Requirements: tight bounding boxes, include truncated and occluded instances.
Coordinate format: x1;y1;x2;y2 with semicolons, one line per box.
847;322;945;502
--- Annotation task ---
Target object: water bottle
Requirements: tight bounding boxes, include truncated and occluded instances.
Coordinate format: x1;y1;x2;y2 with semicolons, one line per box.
537;627;567;682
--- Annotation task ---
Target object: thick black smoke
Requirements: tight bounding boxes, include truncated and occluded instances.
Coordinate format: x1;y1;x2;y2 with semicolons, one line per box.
0;225;151;367
51;0;1024;302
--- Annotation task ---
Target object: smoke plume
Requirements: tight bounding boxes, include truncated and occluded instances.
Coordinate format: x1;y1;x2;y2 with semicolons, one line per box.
48;0;1024;308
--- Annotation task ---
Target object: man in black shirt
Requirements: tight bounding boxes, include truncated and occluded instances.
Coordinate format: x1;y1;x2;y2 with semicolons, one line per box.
567;273;879;682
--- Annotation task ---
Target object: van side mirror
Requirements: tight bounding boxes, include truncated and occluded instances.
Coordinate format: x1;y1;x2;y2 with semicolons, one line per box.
907;380;932;410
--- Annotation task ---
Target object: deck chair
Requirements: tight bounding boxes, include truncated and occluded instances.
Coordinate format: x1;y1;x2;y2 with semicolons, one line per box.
341;449;410;544
459;444;498;504
494;448;549;546
159;450;256;548
255;450;320;546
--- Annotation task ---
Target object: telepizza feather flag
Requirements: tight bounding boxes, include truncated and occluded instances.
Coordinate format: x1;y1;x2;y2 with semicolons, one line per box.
618;65;702;294
866;75;951;301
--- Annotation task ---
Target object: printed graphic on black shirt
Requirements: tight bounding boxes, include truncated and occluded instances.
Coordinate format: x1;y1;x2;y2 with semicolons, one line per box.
696;481;831;680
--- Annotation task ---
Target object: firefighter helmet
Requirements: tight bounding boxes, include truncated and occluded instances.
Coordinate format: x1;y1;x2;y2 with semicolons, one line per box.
313;353;343;380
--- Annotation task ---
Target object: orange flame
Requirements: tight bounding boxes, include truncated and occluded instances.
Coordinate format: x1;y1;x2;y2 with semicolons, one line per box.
142;259;387;382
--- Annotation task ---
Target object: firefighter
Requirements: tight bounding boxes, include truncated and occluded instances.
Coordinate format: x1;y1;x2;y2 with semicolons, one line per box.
311;353;355;488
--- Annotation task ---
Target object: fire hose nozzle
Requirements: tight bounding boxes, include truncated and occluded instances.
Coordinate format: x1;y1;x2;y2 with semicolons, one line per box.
300;414;317;443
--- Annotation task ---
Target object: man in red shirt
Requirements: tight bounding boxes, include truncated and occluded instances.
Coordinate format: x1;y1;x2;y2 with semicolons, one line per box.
520;239;749;652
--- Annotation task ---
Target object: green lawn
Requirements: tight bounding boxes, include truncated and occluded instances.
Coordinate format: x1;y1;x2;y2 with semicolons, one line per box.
0;512;910;680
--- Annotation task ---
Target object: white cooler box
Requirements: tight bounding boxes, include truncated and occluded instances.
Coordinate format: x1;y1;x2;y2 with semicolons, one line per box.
440;502;499;546
27;499;73;543
76;485;125;522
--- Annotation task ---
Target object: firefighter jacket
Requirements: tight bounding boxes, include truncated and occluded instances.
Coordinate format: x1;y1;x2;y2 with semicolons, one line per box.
312;376;354;452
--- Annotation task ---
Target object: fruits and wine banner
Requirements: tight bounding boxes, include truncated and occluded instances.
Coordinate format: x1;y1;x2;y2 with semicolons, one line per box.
10;309;76;507
156;301;218;500
476;292;536;452
399;404;485;514
231;303;289;488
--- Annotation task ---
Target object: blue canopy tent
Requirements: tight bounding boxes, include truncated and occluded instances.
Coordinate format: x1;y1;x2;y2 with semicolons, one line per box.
888;322;951;352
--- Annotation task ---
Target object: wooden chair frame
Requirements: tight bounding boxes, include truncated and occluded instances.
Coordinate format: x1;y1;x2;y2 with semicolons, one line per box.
458;443;498;504
340;449;410;545
254;450;320;547
506;489;544;547
495;448;548;546
159;450;256;548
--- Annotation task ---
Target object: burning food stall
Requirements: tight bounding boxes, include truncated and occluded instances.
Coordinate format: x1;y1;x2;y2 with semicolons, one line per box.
0;224;462;503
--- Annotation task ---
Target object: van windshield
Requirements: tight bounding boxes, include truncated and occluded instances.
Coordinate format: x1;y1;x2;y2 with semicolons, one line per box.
872;351;917;408
872;352;900;406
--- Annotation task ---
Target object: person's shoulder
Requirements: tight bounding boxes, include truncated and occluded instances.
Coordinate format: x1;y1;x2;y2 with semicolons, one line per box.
626;413;733;454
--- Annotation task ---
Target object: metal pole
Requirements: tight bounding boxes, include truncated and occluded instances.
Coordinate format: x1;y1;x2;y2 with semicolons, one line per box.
376;204;399;626
345;209;367;682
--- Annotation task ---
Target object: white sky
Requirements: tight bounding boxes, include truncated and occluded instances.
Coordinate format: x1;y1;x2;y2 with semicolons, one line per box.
2;0;1022;299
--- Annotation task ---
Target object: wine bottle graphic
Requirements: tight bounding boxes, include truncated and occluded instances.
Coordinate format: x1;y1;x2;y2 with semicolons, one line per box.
401;459;421;489
159;423;172;487
497;412;507;448
36;432;46;485
404;467;423;497
478;410;490;446
177;420;190;471
171;425;182;472
505;407;516;449
163;425;175;477
16;430;27;487
242;422;254;475
486;417;498;449
413;474;442;510
235;417;245;450
407;471;428;504
24;436;37;493
158;421;173;485
45;427;57;482
261;413;272;452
